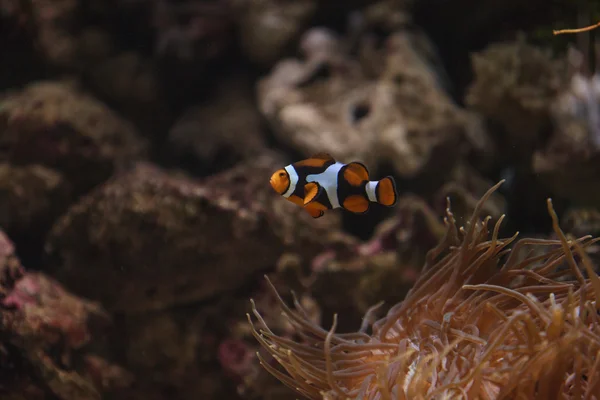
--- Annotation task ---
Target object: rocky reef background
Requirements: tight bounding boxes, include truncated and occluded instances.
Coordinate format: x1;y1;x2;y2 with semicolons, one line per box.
1;0;600;399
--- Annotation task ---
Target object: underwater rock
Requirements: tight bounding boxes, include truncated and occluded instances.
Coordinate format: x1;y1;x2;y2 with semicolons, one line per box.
533;50;600;206
200;152;343;257
354;1;431;79
45;155;341;313
560;207;600;267
215;274;321;399
218;338;258;390
153;0;234;64
75;27;114;64
119;274;307;400
86;52;169;140
0;0;41;90
275;170;503;332
361;0;412;32
151;0;235;108
0;231;131;399
167;72;267;174
1;272;132;400
305;194;445;328
267;192;463;333
562;208;600;238
230;0;317;67
44;162;279;313
4;0;167;136
433;162;507;224
23;0;234;70
412;0;565;96
0;81;148;195
466;36;567;161
309;251;417;332
0;163;71;250
21;0;116;70
258;26;486;179
26;0;81;69
82;355;135;399
9;0;229;137
364;194;447;263
121;308;237;399
0;230;24;298
412;0;555;44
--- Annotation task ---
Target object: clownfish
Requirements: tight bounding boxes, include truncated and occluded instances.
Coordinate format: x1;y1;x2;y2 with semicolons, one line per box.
269;152;398;218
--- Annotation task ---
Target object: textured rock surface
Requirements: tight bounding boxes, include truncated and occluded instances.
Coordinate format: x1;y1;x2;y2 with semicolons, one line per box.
201;152;344;253
230;0;317;67
465;37;567;161
167;72;267;174
0;81;147;194
85;52;169;140
45;155;342;313
121;307;238;399
0;230;131;400
532;52;600;206
28;0;81;69
0;230;24;296
258;26;487;179
115;274;307;400
0;164;71;249
432;162;507;223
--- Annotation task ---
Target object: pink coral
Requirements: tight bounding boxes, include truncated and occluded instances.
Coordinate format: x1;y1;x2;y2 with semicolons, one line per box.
218;338;255;382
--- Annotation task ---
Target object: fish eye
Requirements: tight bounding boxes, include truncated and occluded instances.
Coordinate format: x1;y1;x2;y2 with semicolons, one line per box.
279;172;286;177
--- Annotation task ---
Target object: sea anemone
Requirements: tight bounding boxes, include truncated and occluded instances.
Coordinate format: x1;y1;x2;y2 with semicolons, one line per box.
248;180;600;399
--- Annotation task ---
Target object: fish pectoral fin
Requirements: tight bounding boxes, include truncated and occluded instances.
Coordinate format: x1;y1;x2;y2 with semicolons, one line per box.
303;182;323;205
343;162;370;186
342;195;370;214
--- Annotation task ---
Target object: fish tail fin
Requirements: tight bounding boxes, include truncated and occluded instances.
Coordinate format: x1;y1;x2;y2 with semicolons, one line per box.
375;176;398;207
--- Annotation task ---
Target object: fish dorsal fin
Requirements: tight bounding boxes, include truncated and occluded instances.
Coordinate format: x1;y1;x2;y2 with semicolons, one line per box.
310;152;335;162
343;161;370;186
294;152;336;168
303;182;323;205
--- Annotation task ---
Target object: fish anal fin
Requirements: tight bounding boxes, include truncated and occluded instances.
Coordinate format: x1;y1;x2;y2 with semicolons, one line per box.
343;195;370;214
376;176;398;207
343;162;370;186
303;182;322;205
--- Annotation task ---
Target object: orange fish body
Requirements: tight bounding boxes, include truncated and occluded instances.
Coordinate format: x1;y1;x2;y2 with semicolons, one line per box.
269;152;398;218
